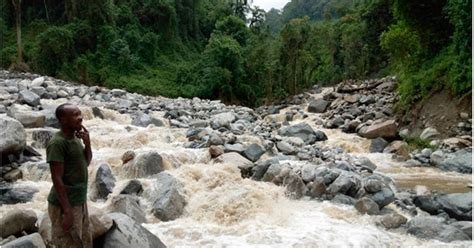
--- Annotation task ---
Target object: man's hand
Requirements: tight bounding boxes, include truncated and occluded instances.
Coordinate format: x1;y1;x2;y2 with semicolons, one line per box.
62;209;74;232
76;125;90;146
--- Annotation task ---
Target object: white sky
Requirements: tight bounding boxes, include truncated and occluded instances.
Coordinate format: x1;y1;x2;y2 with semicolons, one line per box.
251;0;290;11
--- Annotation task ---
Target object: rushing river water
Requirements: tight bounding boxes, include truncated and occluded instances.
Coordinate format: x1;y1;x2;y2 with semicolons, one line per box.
1;99;472;247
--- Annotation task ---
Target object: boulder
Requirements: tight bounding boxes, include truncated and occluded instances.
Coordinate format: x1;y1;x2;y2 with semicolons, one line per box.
2;233;45;248
109;195;146;224
0;115;26;161
0;185;39;204
210;112;236;129
120;179;143;195
146;172;186;221
355;197;379;215
383;141;409;157
242;144;265;162
209;145;224;158
251;158;278;181
433;149;472;174
307;99;330;113
276;141;297;155
283;171;305;199
301;163;318;182
368;187;395;209
407;216;470;242
92;107;105;119
0;209;37;238
436;192;472;221
96;163;116;199
309;178;327;198
363;178;384;194
19;90;41;107
369;137;388;153
8;105;46;128
102;213;166;248
224;143;246;153
278;123;327;144
262;163;284;182
215;152;253;171
314;167;340;186
31;77;45;87
123;151;164;178
326;171;361;197
358;120;397;139
132;113;164;127
88;207;113;240
413;195;441;215
420;127;440;141
380;213;407;229
450;221;472;239
331;194;355;205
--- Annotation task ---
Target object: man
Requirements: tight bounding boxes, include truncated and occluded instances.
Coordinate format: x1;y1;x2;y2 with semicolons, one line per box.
47;103;92;248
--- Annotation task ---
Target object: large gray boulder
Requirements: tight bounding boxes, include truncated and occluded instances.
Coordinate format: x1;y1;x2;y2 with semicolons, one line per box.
307;99;330;113
326;171;361;197
215;152;253;171
96;163;116;199
19;90;41;107
120;179;143;195
413;195;442;215
251;158;278;181
123;151;164;178
146;172;186;221
436;192;472;221
242;143;265;162
0;184;39;204
358;120;397;139
0;209;37;238
369;137;388;153
407;216;470;242
109;195;146;224
132;113;164;127
3;233;45;248
8;104;46;128
368;187;395;209
278;123;327;145
102;213;166;248
433;149;472;174
211;112;236;129
0;115;26;161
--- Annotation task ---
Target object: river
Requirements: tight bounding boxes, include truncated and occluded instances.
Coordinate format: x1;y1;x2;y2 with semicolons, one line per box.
1;97;471;247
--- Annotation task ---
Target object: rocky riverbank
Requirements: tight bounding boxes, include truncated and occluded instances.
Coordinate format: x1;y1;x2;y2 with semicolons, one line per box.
0;70;471;247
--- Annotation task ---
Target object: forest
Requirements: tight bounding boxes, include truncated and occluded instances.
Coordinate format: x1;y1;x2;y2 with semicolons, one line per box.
1;0;471;108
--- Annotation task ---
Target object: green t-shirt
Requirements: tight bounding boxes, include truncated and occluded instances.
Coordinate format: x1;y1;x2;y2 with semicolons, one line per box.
47;131;88;206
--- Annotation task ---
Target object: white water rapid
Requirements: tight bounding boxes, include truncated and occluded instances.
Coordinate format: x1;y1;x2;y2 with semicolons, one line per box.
1;97;471;248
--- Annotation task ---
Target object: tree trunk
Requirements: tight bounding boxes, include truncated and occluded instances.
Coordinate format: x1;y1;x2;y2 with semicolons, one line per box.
12;0;22;63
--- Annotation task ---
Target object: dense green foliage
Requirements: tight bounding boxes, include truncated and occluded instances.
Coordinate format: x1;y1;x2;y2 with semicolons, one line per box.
380;0;471;109
1;0;471;108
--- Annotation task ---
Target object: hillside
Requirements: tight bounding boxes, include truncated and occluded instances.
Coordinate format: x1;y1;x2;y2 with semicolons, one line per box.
1;0;471;110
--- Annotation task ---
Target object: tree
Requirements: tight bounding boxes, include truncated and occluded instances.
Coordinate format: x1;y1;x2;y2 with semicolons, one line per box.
12;0;22;63
248;6;265;32
280;17;311;95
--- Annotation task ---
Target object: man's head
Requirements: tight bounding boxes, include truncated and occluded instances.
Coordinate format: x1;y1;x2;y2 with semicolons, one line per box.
55;103;83;131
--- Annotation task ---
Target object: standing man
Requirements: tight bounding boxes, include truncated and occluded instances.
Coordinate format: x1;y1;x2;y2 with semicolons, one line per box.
47;103;92;248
